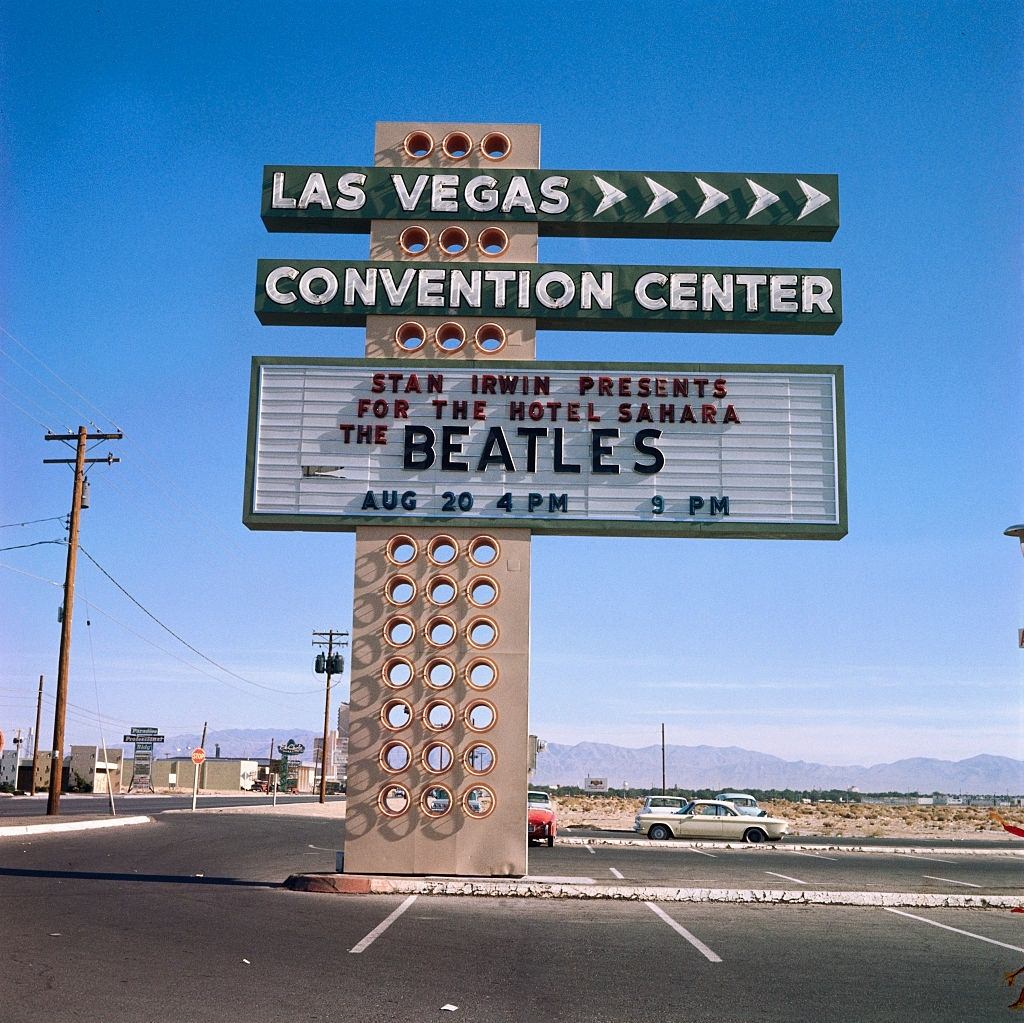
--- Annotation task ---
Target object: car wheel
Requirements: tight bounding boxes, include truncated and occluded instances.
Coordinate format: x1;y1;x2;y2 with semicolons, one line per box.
743;827;767;844
546;836;554;847
648;824;672;841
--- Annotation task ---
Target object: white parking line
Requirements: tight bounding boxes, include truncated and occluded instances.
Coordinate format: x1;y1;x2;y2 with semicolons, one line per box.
765;871;809;885
585;845;597;855
883;908;1024;952
921;875;982;888
349;895;418;954
909;855;956;864
609;867;625;880
790;851;838;861
689;848;718;858
526;876;597;885
645;902;722;962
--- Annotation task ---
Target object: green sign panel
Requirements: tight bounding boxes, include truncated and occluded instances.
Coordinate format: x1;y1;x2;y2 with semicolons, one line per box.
256;259;841;334
262;166;839;241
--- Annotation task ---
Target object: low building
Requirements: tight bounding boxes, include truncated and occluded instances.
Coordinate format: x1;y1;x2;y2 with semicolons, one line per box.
0;749;17;788
313;731;346;786
68;746;125;793
151;758;260;792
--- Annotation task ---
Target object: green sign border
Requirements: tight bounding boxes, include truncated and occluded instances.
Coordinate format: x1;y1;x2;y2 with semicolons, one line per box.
243;356;847;541
262;166;839;241
255;260;841;335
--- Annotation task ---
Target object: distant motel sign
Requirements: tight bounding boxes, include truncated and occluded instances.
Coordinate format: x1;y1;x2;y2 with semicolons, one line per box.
245;358;846;540
261;167;839;241
256;260;840;335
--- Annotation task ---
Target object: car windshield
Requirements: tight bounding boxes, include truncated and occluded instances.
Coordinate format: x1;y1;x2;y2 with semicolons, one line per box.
527;792;550;804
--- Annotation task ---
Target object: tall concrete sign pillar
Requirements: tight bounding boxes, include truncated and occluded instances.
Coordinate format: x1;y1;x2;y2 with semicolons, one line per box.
346;123;540;876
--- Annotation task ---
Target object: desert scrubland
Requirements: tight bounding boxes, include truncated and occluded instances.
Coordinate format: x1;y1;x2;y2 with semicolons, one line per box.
556;795;1021;841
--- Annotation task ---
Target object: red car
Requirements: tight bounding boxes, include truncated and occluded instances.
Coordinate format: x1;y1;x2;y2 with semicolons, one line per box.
527;790;556;847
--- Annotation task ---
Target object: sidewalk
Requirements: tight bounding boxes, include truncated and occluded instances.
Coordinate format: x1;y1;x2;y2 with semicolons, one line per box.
176;799;347;818
0;814;151;837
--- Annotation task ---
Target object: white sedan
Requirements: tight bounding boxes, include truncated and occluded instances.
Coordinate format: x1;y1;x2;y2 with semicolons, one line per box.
635;799;789;844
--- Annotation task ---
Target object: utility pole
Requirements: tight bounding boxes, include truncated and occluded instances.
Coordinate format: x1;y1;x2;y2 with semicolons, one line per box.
312;630;348;804
13;730;23;788
31;675;43;795
43;426;121;815
661;723;666;796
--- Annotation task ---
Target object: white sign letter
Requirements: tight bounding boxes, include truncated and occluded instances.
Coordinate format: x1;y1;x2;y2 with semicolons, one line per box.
271;173;296;209
392;174;428;211
431;175;459;213
298;173;333;210
635;273;668;311
539;175;570;215
335;172;367;211
299;268;339;305
501;176;537;214
802;275;834;313
465;175;499;212
265;266;298;304
536;271;576;309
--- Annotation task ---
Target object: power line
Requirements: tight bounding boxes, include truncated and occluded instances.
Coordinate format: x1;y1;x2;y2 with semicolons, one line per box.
0;560;320;699
0;562;63;587
0;376;62;431
0;389;54;432
0;344;96;430
0;322;261;567
0;687;193;733
99;471;252;562
0;539;66;553
76;546;321;696
0;516;67;529
0;324;122;432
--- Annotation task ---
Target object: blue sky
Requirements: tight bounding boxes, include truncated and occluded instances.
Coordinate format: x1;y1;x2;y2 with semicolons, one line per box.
1;2;1020;767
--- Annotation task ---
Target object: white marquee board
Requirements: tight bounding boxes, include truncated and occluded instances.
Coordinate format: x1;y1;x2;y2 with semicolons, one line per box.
244;358;846;540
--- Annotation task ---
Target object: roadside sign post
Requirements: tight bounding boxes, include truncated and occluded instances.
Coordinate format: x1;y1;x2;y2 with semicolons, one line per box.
124;727;164;793
276;740;305;795
190;746;206;811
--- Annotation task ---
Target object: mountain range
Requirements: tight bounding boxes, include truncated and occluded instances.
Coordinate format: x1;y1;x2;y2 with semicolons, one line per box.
533;741;1024;794
135;730;1024;794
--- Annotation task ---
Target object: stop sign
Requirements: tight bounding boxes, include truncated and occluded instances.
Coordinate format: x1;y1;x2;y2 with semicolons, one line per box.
191;747;206;765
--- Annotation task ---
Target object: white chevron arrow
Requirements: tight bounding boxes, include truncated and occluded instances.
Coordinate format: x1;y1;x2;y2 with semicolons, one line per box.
694;177;729;218
593;175;628;216
796;178;831;220
643;176;678;217
745;178;781;219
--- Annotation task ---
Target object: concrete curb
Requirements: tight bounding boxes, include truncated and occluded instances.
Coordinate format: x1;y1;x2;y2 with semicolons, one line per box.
163;804;345;818
0;815;152;838
559;836;1024;857
283;872;1024;908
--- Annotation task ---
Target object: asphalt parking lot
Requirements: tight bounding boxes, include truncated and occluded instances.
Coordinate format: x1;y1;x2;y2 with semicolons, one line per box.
4;810;1022;1021
536;839;1023;896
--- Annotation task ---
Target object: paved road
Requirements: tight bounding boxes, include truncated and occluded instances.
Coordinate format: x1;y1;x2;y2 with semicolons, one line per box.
1;813;1022;1021
0;792;344;819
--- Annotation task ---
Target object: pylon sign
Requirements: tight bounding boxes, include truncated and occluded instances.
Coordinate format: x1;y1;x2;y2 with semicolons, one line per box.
262;166;839;240
125;726;162;793
246;121;846;881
